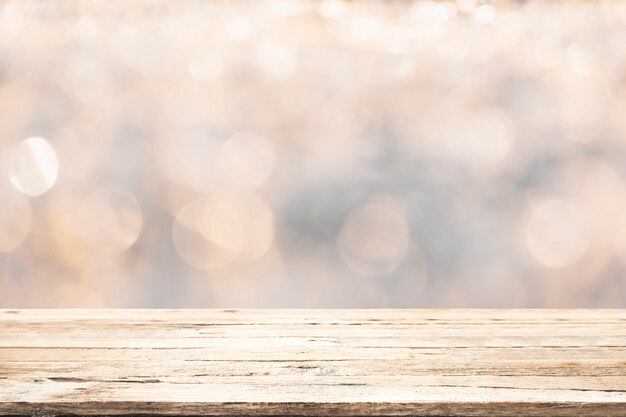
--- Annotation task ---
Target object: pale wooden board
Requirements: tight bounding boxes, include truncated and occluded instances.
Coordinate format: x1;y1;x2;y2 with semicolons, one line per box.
1;309;625;416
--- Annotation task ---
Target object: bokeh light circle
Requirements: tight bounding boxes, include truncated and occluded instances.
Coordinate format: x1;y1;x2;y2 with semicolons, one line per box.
526;199;589;268
216;131;276;188
173;191;275;270
77;187;143;252
337;202;410;276
9;137;59;196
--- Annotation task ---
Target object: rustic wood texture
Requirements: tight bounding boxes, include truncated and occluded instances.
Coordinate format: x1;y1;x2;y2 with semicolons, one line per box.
1;309;625;416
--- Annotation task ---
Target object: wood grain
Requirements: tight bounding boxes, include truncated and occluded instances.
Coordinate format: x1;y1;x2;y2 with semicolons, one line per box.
1;309;625;416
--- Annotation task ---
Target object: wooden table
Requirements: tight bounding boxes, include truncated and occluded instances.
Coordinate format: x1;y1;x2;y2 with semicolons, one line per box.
1;309;625;416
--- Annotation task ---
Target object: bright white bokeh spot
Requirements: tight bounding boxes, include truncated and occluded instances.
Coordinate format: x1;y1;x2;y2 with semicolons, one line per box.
9;137;59;196
216;131;276;188
77;187;143;252
526;199;589;268
337;202;410;276
473;4;497;24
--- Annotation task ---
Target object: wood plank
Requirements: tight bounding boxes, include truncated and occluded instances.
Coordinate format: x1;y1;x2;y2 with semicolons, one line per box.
1;309;625;416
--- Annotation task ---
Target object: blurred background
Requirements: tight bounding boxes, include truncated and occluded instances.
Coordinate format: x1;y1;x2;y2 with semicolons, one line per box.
1;0;626;308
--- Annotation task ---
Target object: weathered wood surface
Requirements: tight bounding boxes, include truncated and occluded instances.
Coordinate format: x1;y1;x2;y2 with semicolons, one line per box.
1;309;625;416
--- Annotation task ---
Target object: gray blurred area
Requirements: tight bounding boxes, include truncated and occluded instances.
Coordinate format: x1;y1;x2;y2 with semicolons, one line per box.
1;0;626;308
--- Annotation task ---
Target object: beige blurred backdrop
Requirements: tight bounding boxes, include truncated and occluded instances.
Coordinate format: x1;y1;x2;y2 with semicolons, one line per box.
1;0;626;308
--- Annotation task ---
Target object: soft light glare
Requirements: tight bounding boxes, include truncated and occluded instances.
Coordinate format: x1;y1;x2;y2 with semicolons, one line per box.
216;131;276;188
567;42;596;77
227;16;253;42
526;199;589;268
156;127;222;192
337;201;410;276
173;191;274;270
473;4;497;24
77;187;143;252
444;109;515;164
464;109;514;162
257;44;296;79
534;37;563;69
2;0;626;308
9;137;59;196
615;214;626;264
189;55;224;82
319;0;349;19
172;198;238;270
0;182;32;252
